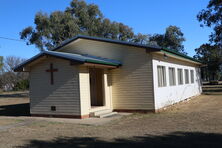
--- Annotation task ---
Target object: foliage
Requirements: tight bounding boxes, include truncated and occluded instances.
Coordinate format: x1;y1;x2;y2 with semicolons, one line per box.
196;0;222;81
149;25;187;54
20;0;186;55
20;0;135;50
0;56;29;91
0;56;3;69
20;11;80;50
132;33;150;44
194;44;222;80
13;79;29;91
197;0;222;46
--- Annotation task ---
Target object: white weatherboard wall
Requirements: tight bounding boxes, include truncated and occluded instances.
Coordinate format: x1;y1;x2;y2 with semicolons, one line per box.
152;54;202;109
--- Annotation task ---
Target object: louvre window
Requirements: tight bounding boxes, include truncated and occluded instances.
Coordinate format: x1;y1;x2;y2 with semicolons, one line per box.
177;69;183;85
169;67;176;86
190;70;194;83
185;69;189;84
157;66;166;87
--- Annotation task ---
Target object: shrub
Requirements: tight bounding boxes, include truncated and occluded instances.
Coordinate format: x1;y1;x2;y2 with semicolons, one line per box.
13;79;29;91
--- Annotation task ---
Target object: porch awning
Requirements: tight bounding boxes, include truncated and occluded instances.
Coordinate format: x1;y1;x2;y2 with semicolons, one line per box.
14;50;122;72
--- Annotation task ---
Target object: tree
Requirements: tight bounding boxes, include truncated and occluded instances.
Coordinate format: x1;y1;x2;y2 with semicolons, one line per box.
194;44;222;81
0;56;28;91
20;11;80;50
197;0;222;46
0;56;3;69
20;0;135;50
20;0;187;54
66;0;103;36
133;33;149;44
149;25;186;54
196;0;222;81
99;19;119;39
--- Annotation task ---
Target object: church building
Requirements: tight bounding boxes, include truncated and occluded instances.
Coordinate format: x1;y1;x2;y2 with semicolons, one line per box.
15;35;202;118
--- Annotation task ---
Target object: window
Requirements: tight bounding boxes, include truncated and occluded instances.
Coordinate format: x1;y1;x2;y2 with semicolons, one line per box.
190;70;194;83
177;69;183;85
169;67;176;86
185;69;189;84
157;66;166;87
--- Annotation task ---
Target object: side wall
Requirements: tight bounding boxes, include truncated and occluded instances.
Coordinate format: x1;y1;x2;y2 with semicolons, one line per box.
152;54;202;109
61;39;155;110
29;57;81;116
111;51;154;110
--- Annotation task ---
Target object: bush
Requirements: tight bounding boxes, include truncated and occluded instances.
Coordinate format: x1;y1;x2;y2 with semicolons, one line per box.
13;79;29;91
209;80;219;85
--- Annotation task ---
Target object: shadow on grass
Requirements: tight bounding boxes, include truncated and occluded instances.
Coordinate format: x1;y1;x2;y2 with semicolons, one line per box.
0;92;29;98
0;103;30;116
203;93;222;96
16;132;222;148
202;89;222;92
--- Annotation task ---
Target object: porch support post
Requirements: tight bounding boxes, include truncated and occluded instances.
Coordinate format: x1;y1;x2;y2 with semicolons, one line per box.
79;66;91;116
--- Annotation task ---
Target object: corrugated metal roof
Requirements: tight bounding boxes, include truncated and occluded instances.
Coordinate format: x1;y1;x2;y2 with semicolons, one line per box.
14;51;121;71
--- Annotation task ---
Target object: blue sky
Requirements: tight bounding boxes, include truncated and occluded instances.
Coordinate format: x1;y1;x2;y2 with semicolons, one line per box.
0;0;211;59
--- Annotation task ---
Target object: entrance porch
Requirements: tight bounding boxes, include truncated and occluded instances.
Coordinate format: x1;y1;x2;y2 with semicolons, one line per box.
78;65;115;117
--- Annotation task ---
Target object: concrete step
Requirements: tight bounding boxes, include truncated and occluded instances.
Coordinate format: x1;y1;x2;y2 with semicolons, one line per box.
91;109;113;117
98;112;118;118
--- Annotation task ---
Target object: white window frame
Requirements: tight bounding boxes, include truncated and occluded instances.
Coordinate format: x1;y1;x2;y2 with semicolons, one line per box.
177;68;183;85
169;67;176;86
190;70;194;84
185;69;189;84
157;66;167;87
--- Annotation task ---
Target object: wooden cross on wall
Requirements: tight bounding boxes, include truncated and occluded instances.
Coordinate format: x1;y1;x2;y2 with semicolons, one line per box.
46;63;58;85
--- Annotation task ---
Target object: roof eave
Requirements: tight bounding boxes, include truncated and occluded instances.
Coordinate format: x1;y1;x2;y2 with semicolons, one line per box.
14;51;122;72
160;48;202;65
13;52;85;72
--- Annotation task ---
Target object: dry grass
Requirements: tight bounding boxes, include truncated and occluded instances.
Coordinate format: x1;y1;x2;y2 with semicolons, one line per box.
0;90;222;148
0;118;21;126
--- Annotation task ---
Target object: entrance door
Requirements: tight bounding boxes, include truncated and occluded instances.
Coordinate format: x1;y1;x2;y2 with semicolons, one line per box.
89;68;104;106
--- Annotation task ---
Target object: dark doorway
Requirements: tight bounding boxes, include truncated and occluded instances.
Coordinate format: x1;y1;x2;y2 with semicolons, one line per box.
89;68;104;106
